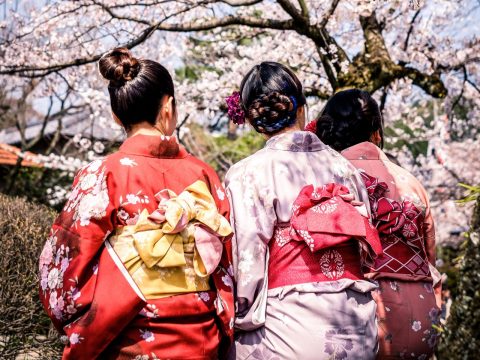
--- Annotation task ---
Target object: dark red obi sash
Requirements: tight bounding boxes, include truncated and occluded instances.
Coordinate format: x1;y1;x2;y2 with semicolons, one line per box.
268;183;382;290
360;172;431;277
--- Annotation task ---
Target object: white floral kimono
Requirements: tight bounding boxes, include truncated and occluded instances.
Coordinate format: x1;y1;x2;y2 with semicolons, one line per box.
225;131;378;360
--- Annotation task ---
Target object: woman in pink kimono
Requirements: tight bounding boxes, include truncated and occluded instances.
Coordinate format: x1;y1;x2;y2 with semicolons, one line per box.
310;89;442;359
38;48;234;359
225;63;382;360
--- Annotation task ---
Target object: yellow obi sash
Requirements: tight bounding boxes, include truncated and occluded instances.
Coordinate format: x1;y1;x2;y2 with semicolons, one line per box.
109;180;232;299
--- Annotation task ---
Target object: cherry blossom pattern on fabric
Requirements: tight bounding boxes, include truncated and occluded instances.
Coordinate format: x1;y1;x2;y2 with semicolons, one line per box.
324;328;354;360
64;159;110;227
39;230;82;321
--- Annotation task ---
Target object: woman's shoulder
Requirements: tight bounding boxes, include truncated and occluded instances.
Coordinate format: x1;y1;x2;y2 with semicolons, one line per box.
385;160;429;203
225;148;269;182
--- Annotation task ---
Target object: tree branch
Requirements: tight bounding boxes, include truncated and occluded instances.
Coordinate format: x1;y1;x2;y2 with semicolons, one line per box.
403;8;421;51
319;0;340;28
0;14;293;77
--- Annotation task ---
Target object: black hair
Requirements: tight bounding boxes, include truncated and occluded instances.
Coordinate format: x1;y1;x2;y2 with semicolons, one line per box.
239;61;306;134
315;89;384;151
99;47;175;131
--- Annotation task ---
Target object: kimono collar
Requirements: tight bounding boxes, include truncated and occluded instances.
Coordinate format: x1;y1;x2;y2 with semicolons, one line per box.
119;134;188;159
265;131;327;152
341;142;390;162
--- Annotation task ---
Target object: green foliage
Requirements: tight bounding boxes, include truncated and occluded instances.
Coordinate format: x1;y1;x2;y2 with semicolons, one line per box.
438;184;480;359
0;194;62;358
0;165;73;211
209;130;265;177
181;123;265;179
383;119;429;159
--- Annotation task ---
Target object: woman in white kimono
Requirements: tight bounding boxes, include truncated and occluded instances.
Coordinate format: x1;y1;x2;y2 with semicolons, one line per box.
225;62;382;360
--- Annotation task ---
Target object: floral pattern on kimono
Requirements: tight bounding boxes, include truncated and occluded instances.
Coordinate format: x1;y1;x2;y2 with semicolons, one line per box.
225;131;378;359
39;134;234;360
341;142;442;359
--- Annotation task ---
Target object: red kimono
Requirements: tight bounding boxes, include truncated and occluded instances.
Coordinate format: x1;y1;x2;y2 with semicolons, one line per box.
39;134;234;360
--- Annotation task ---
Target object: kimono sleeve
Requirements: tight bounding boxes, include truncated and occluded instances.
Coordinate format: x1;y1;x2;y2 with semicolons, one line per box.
421;188;442;305
200;165;236;349
225;162;276;331
38;159;146;358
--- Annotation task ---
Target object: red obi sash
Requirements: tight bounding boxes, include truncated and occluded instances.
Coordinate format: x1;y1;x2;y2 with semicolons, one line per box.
268;183;382;290
360;172;431;277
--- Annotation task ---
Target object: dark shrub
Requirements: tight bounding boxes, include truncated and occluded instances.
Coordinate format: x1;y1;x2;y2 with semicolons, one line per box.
439;191;480;359
0;194;62;358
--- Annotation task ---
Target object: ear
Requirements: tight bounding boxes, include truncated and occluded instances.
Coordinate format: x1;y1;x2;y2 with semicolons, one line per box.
370;130;382;146
157;96;177;136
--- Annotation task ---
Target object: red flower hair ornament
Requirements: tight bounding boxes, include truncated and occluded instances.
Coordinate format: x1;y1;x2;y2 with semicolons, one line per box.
225;91;246;125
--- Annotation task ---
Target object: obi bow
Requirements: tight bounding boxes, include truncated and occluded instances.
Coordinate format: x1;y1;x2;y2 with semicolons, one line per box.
115;180;232;278
361;172;424;248
289;183;382;264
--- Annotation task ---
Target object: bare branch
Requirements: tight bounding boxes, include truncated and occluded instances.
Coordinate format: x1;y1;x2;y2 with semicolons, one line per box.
219;0;263;5
297;0;309;18
319;0;340;28
403;8;421;51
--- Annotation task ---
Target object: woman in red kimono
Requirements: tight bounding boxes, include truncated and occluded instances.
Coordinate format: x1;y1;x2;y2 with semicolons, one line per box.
38;48;234;360
308;89;442;359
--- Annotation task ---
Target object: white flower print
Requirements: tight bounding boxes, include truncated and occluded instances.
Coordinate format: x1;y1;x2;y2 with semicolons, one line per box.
390;281;399;291
222;274;233;288
134;356;149;360
49;291;58;309
216;186;225;201
126;193;140;204
39;240;54;269
120;157;137;167
140;304;159;318
86;159;102;173
229;317;234;329
80;173;97;191
69;333;82;345
77;190;109;226
198;292;210;302
412;320;422;332
238;250;254;274
140;329;155;342
47;268;61;289
312;198;338;214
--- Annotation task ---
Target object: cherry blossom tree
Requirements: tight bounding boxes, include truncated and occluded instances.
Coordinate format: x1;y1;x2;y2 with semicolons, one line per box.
0;0;479;241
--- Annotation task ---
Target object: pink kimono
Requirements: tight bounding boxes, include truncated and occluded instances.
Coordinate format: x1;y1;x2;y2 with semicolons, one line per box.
342;142;441;360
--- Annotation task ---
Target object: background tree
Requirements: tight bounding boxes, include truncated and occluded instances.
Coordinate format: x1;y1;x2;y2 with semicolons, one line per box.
0;0;479;240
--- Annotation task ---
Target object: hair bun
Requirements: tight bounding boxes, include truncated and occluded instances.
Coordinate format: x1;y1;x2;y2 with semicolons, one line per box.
99;47;140;86
248;91;294;123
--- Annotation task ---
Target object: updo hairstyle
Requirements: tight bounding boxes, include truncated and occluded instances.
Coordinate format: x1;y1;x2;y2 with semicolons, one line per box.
99;47;175;131
239;62;306;134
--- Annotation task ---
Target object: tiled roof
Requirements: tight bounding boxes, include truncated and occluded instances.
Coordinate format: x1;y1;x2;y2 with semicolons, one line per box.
0;143;43;167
